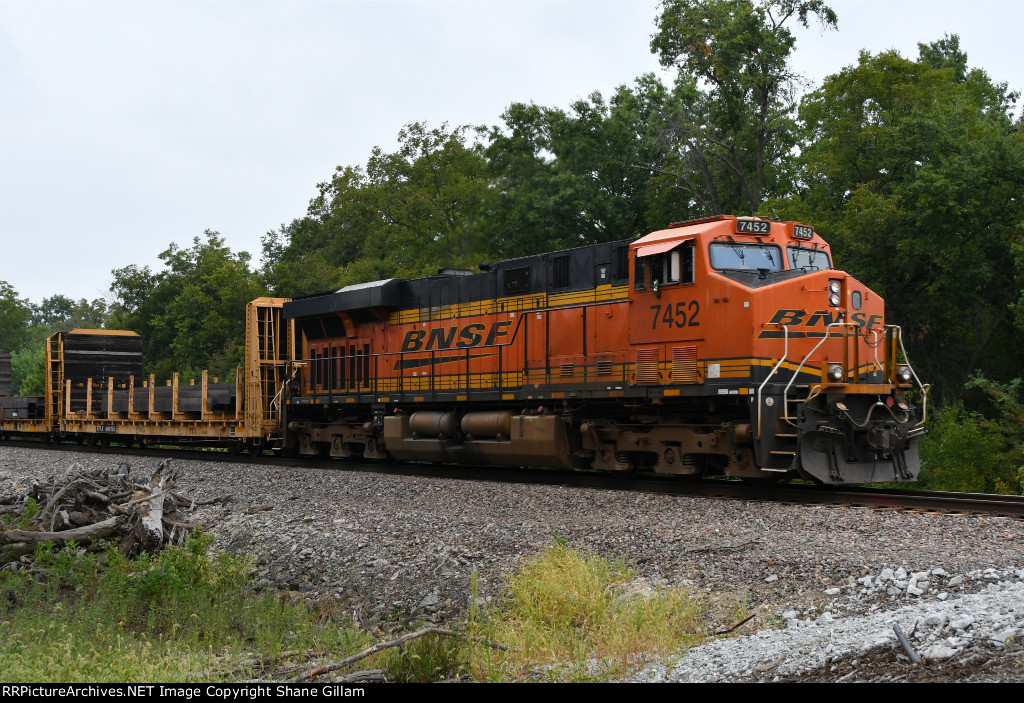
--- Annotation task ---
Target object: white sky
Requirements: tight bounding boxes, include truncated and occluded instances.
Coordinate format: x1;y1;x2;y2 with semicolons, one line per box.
1;0;1021;305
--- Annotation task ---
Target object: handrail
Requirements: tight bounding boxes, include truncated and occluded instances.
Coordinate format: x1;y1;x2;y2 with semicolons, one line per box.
756;324;789;439
783;321;856;398
889;325;930;427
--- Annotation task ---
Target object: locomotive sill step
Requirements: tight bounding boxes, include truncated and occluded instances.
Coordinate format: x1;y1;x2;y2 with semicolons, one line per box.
776;433;798;438
769;450;797;456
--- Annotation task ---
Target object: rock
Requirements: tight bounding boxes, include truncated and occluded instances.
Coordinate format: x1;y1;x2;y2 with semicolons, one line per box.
950;615;974;631
921;644;959;660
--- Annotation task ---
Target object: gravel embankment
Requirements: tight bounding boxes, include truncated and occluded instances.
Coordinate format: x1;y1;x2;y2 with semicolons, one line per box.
2;445;1023;682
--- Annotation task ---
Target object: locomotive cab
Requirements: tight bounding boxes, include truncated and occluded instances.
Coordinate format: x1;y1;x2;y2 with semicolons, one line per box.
625;215;926;484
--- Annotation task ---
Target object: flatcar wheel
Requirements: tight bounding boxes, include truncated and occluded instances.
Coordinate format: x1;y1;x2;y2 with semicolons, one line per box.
229;441;244;456
86;435;98;448
100;436;111;449
247;441;263;457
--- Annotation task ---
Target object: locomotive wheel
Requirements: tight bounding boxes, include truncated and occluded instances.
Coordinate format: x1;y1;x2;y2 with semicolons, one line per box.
247;440;264;457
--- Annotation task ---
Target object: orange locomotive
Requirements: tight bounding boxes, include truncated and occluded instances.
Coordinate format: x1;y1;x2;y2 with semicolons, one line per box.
281;214;927;484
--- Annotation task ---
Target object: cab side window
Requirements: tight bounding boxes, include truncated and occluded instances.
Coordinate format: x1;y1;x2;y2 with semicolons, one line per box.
651;244;695;287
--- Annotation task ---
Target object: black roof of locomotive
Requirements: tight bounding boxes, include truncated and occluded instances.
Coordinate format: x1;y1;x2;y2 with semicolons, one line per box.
282;237;636;323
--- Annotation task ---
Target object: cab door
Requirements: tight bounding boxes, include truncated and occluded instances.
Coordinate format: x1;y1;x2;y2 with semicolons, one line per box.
629;239;704;385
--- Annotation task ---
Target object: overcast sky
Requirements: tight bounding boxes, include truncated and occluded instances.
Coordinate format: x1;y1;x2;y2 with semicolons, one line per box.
1;0;1021;305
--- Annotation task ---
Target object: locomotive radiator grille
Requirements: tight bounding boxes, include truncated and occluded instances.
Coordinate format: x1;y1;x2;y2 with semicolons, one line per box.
634;348;660;384
671;345;699;384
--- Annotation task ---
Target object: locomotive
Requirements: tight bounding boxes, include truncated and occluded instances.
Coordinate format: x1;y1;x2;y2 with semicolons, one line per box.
281;214;926;484
0;215;927;485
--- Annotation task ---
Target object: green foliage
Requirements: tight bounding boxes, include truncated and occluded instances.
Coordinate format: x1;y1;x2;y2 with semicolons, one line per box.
465;541;710;681
110;231;262;380
1;291;111;395
33;541;102;590
785;36;1024;400
382;631;468;683
0;530;373;682
919;375;1024;494
0;281;32;357
486;78;678;256
31;295;109;332
10;335;46;396
651;0;837;214
263;122;493;297
0;496;37;531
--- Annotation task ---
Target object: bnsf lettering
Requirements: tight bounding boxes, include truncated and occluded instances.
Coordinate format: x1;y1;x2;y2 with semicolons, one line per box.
767;309;813;326
767;309;881;330
401;321;510;352
458;323;485;347
428;327;457;350
850;312;883;330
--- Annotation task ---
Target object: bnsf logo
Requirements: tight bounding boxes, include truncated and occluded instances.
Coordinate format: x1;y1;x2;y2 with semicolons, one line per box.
767;309;883;329
401;321;511;352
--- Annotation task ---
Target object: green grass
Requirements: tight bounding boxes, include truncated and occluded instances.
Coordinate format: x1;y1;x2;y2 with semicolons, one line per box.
0;531;374;682
461;540;715;682
0;528;728;683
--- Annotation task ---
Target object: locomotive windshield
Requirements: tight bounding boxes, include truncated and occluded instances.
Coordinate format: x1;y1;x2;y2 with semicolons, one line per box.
708;242;782;272
787;246;831;271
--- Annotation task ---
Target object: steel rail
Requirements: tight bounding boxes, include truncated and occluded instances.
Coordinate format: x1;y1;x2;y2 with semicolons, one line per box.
2;438;1022;518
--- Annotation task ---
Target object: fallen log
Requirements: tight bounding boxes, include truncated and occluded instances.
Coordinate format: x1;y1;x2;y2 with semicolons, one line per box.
1;515;122;547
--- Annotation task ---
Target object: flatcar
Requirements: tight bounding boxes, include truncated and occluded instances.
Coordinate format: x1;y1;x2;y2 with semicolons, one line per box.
0;215;927;484
280;214;927;484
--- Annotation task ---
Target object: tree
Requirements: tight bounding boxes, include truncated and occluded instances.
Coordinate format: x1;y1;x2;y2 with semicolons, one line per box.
0;281;32;354
262;122;492;296
486;77;683;256
650;0;837;214
31;295;109;331
786;36;1024;399
110;231;262;380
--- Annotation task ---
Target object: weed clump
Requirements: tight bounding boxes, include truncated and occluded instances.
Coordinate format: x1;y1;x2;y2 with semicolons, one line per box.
465;541;711;681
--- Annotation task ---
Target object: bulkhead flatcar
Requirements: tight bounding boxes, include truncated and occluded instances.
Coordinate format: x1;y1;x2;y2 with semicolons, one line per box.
280;214;928;484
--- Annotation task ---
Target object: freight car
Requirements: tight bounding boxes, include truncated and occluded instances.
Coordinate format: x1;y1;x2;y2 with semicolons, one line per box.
0;215;927;484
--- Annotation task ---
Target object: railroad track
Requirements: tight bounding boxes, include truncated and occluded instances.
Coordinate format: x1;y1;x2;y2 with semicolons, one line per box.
3;438;1023;519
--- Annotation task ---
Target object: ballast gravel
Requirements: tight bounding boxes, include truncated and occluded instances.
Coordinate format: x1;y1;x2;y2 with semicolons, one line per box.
2;445;1023;683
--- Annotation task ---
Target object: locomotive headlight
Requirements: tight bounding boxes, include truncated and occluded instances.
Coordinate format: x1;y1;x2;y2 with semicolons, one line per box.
828;279;842;307
896;365;913;384
827;364;844;382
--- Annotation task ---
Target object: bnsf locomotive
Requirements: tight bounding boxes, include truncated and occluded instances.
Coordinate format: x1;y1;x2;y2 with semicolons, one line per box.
282;214;926;484
0;215;927;484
